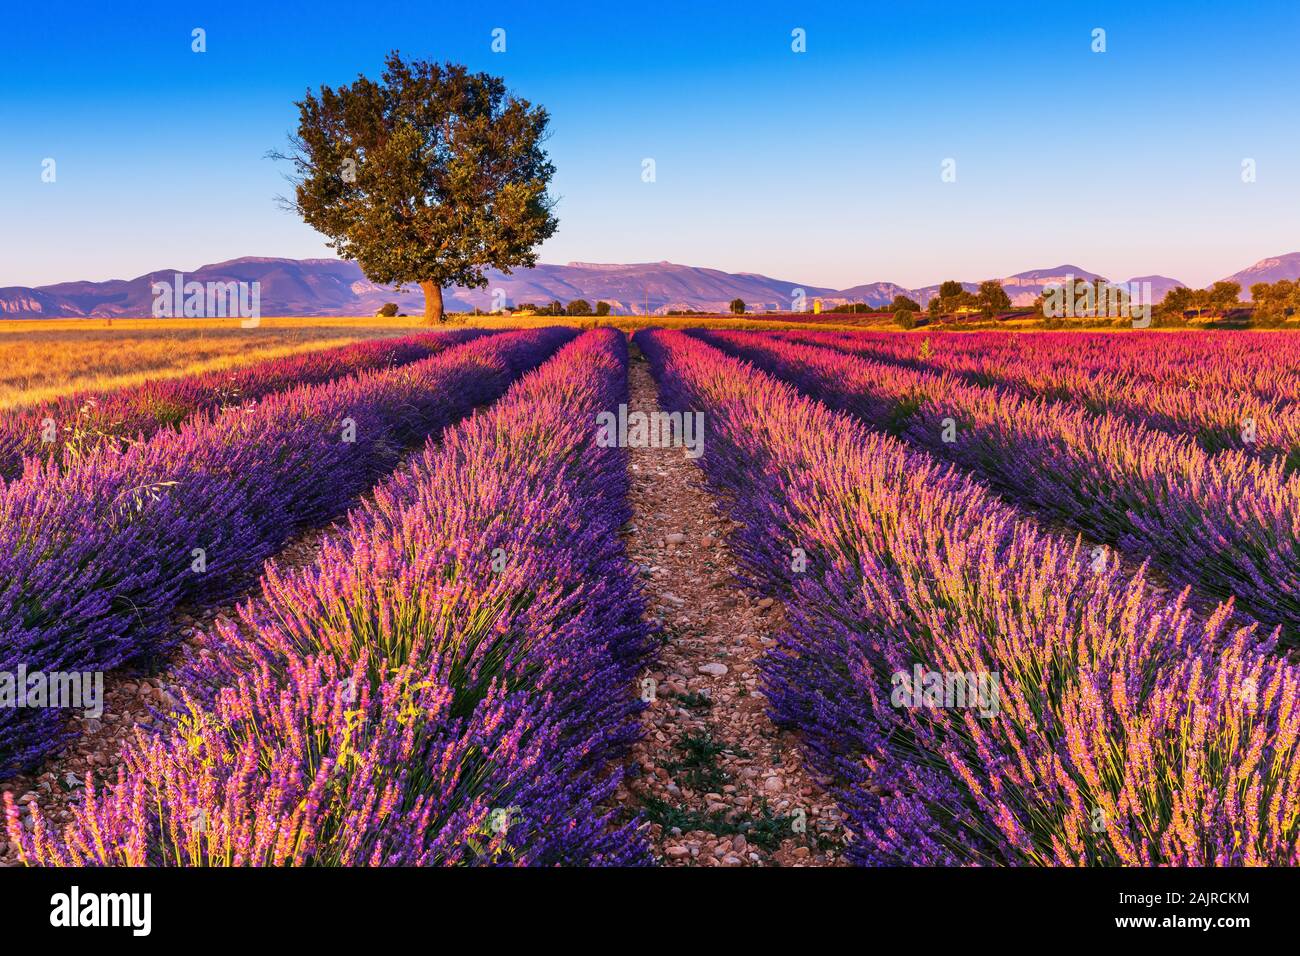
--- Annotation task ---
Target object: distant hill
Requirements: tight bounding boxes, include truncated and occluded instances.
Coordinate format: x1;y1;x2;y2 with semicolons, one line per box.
1123;275;1186;305
0;252;1293;317
822;281;916;308
996;265;1108;307
0;258;835;318
1221;252;1300;300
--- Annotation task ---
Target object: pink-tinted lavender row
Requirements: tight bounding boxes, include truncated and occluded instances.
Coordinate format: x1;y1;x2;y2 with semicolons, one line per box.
782;329;1300;461
789;329;1300;404
0;329;486;481
695;329;1300;640
0;328;575;775
638;329;1300;865
8;329;654;865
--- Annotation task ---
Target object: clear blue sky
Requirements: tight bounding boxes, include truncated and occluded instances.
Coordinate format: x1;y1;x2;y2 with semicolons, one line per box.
2;0;1297;289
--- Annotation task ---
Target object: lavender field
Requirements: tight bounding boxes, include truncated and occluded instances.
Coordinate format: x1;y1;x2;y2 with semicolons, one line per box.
0;326;1295;872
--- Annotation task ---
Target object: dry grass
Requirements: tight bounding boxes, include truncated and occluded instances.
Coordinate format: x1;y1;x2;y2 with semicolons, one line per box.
0;319;418;410
0;316;433;335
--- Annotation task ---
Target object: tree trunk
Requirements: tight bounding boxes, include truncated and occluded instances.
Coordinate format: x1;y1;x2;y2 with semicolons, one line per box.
420;280;444;324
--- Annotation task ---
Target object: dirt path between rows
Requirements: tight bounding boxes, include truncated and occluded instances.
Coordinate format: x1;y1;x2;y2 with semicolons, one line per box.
615;347;845;866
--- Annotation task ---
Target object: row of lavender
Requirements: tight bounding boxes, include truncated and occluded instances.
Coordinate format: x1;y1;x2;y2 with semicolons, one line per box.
639;329;1300;865
695;329;1300;640
783;329;1300;462
0;328;574;775
799;329;1300;402
7;329;653;865
0;329;485;481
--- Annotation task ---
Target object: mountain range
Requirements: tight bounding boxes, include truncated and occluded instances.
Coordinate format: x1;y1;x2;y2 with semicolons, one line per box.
2;253;1297;318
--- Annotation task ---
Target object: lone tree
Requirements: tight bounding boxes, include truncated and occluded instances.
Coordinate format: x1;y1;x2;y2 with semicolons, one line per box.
276;53;558;323
730;298;746;315
976;279;1011;317
1206;281;1242;316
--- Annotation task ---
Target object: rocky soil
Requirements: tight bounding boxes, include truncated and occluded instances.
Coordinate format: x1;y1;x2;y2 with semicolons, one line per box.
615;347;845;866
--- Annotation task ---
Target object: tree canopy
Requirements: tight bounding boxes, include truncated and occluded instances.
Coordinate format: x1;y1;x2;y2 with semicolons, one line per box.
929;281;977;316
277;52;558;323
1161;282;1243;319
977;279;1012;316
1251;280;1299;321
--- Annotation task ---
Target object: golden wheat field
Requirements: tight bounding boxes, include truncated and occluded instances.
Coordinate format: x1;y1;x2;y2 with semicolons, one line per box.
0;318;424;409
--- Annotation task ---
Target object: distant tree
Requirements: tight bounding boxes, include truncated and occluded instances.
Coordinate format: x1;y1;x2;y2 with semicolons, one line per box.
894;309;917;330
516;302;539;313
595;300;611;316
928;281;969;317
927;281;981;318
376;302;399;317
1156;284;1238;322
1251;280;1299;323
977;279;1012;317
547;299;564;315
1156;286;1196;324
890;294;921;312
1161;286;1191;311
1271;280;1295;311
567;298;593;316
730;298;746;315
1206;281;1242;315
275;52;558;324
